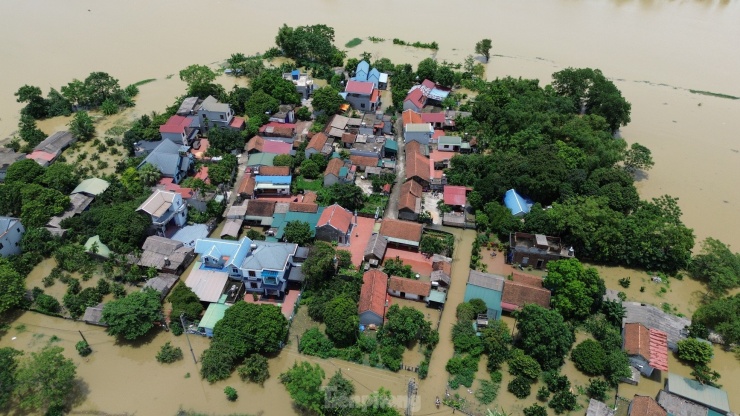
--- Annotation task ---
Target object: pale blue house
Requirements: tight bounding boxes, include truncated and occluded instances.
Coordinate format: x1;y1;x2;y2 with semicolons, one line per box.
355;60;370;81
463;270;505;319
504;189;531;217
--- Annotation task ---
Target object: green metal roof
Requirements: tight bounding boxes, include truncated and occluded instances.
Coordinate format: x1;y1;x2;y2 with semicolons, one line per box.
72;178;110;196
666;373;730;413
438;136;462;145
384;140;398;151
464;284;502;318
247;153;276;166
199;302;231;330
428;289;447;304
272;208;325;239
84;235;111;258
339;167;348;177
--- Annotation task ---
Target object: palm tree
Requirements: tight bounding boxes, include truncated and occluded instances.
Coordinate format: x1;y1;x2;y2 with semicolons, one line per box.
138;163;161;186
601;300;626;326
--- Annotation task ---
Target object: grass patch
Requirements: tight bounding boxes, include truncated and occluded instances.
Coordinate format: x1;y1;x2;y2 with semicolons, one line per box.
133;78;156;87
295;176;323;192
688;89;739;100
360;194;389;215
165;74;174;79
392;38;439;50
368;36;385;43
14;324;27;333
345;38;363;48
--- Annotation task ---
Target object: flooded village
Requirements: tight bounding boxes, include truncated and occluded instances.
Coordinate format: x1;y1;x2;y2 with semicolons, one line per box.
1;1;740;416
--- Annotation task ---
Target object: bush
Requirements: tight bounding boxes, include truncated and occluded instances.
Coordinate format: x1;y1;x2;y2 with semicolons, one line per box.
549;390;578;414
456;302;476;322
111;282;126;299
571;339;607;376
544;372;570;393
524;404;548;416
35;293;61;314
299;328;335;358
76;340;92;357
537;386;550;401
507;376;531;399
452;321;483;356
96;278;111;296
237;354;270;386
676;338;713;365
446;354;479;389
508;350;542;380
469;298;487;315
586;378;610;401
156;342;184;364
224;386;238;401
475;379;500;404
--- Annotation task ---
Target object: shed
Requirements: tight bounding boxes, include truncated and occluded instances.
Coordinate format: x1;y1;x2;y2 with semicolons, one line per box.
664;373;730;414
185;264;229;303
142;273;179;299
71;178;110;196
364;233;388;264
82;303;106;326
587;399;616;416
198;302;231;338
84;235;111;259
504;189;531;216
220;219;243;239
427;289;447;307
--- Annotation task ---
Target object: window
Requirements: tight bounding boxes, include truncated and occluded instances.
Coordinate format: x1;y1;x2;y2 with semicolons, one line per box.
220;115;224;120
248;270;256;277
250;282;258;288
0;243;3;249
360;103;365;108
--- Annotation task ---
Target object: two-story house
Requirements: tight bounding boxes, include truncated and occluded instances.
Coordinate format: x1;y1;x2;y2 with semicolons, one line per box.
138;140;193;184
342;80;380;112
0;217;24;257
159;115;199;145
404;123;434;145
137;190;188;237
197;96;243;132
283;70;315;99
194;237;298;298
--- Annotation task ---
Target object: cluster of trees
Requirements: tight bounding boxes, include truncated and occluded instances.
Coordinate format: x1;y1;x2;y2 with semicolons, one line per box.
544;259;606;321
102;288;163;340
446;71;694;272
0;346;77;415
676;338;721;386
0;160;73;228
199;301;288;382
275;24;345;68
317;183;367;211
419;232;455;257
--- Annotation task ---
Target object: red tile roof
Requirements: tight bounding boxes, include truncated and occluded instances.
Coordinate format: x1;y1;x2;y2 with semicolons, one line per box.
324;157;344;177
421;112;445;124
345;80;375;95
316;203;354;233
405;140;422;156
382;183;391;193
388;276;431;297
501;281;551;311
421;79;436;89
630;396;667;416
405;152;431;182
159;115;191;134
302;191;317;203
379;219;423;243
370;89;380;103
262;140;292;155
194;166;210;183
359;270;389;318
307;132;329;152
342;133;357;144
402;109;423;126
246;136;265;152
26;150;56;163
511;271;544;287
350;155;379;168
404;88;425;109
399;181;422;213
258;166;290;176
623;323;669;371
245;199;275;217
229;116;245;129
258;121;296;138
238;174;256;196
289;202;319;213
432;129;445;139
443;185;467;206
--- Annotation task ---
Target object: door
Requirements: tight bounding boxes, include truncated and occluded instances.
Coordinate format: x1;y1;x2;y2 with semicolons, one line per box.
536;259;544;269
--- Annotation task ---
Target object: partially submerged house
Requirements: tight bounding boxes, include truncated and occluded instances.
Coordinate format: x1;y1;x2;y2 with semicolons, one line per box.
198;302;231;338
398;180;422;221
26;131;76;166
84;235;112;259
0;148;24;181
323;158;354;187
508;232;574;269
82;303;106;326
464;270;505;319
587;399;615;416
622;302;691;351
656;390;713;416
387;276;431;302
501;280;552;313
623;322;669;377
142;273;179;300
379;219;423;251
443;185;468;211
137;190;188;237
359;269;389;326
185;263;230;303
71;178;110;197
47;193;95;229
138;140;193;184
315;203;355;245
0;217;24;257
628;396;668;416
138;235;195;273
663;373;730;415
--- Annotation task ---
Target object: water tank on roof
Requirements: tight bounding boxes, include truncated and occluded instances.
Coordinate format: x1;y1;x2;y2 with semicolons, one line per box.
291;70;300;80
250;244;257;250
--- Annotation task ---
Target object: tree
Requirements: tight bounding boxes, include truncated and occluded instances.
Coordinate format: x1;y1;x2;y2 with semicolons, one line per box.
224;386;238;401
238;354;270;386
273;154;293;167
280;361;326;414
481;320;512;370
199;342;237;383
179;64;218;97
311;86;344;115
36;163;79;194
251;69;301;105
571;339;607;376
169;281;205;321
244;90;280;123
101;289;162;340
676;338;713;365
524;404;548;416
416;58;438;82
303;242;339;288
100;98;119;115
208;127;245;153
68;110;95;141
5;159;45;184
508;349;542;380
692;294;740;345
586;378;610;401
691;364;721;386
156;342;183;364
452;320;484;355
13;346;76;415
83;71;121;107
284;221;313;245
275;24;344;66
435;66;455;88
0;347;21;410
384;304;432;346
17;113;47;148
323;183;366;211
507;376;531;399
603;351;631;386
324;295;359;347
45;88;73;117
623;142;654;173
325;370;356;415
383;257;415;279
15;85;48;119
601;300;626;327
544;258;605;321
475;39;493;63
515;304;575;370
689;238;740;295
137;163;162;186
299;159;321;179
549;390;578;414
0;261;26;315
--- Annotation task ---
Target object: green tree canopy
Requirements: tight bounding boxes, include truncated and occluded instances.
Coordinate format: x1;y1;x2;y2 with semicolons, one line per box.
0;347;22;410
325;370;356;416
623;142;654;174
244;90;280;124
275;24;345;66
36;163;79;194
102;288;162;340
0;261;25;316
207;127;245;154
544;258;606;321
68;110;95;141
676;338;713;365
283;221;313;245
320;183;366;212
689;237;740;295
179;64;218;98
480;319;512;370
385;304;433;347
311;86;344;115
280;361;326;414
13;345;76;415
692;294;740;345
5;159;45;185
571;339;607;376
515;304;575;370
475;39;493;62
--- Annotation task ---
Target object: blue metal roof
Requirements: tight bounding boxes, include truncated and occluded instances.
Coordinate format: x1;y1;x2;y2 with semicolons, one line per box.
384;139;398;151
255;175;292;185
356;61;370;80
504;189;531;216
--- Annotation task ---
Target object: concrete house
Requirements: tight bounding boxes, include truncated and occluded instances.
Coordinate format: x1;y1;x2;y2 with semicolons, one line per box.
508;232;574;269
656;390;714;416
138;140;193;184
359;269;389;326
343;80;380;112
379;219;423;251
283;70;314;99
623;322;669;377
137;235;195;274
367;68;381;88
388;276;431;302
305;133;331;159
197;96;235;131
587;399;615;416
26;131;76;166
504;189;531;217
501;279;552;313
349;155;379;172
405;151;431;189
354;60;370;81
323;158;354;187
438;136;463;152
315;203;355;245
663;373;730;415
194;237;298;298
137;190;188;237
159;115;198;145
259;122;297;141
0;217;24;257
403;88;426;113
398;180;422;221
464;270;506;319
404;123;434;145
253;175;292;197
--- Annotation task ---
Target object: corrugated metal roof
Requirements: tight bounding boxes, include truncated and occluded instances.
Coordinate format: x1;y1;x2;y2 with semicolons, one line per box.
185;264;229;303
199;302;231;330
405;123;433;133
438;136;462;145
71;178;110;196
665;373;730;413
504;189;531;216
467;270;505;291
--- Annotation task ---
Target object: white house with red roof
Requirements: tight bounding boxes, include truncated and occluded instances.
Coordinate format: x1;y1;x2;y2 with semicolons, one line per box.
315;203;356;245
342;80;380;112
159;115;199;145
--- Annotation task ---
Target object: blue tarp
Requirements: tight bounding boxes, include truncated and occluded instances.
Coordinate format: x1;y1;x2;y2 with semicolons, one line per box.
504;189;531;217
254;175;292;185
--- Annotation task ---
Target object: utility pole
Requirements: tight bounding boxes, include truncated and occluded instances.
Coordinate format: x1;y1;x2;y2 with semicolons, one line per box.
78;330;91;352
181;313;197;364
406;378;417;416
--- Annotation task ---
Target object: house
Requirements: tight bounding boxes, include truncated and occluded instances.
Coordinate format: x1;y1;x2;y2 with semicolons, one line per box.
176;96;200;116
138;235;195;273
268;209;324;242
405;152;431;189
349;155;379;172
587;399;616;416
438;136;463;152
404;123;434;145
623;322;669;377
258;166;291;176
246;136;292;155
71;178;110;197
501;280;552;312
364;233;388;266
508;232;574;269
403;88;426;113
325;115;350;139
324;158;354;187
0;148;24;181
305;132;331;159
315;204;355;245
421;112;446;129
664;373;730;414
244;200;276;226
0;217;24;257
47;193;95;229
431;254;452;288
504;189;531;216
414;79;451;105
82;303;106;326
622;302;691;351
398;180;423;221
629;396;667;416
656;390;713;416
378;73;388;90
367;68;381;89
384;138;398;158
198;302;231;337
270;105;296;124
26;131;76;166
247;153;277;168
197;96;235;132
349;135;385;158
225;203;248;220
359;269;389;326
464;270;505;319
354;60;370;81
388;276;431;302
402;109;423;127
142;273;179;300
194;237;299;297
343;80;380;112
283;70;314;99
185;263;230;302
379;219;423;250
137;190;188;236
289;202;319;213
341;133;357;148
443;185;467;210
259;122;296;141
138;140;193;184
84;235;112;259
159;115;198;145
221;219;242;239
253;175;292;196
